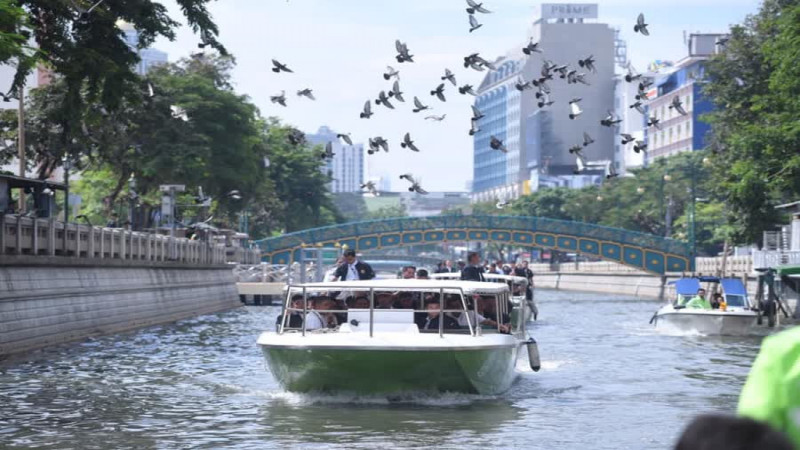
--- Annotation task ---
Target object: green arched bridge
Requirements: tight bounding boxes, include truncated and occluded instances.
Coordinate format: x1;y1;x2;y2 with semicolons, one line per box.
253;215;694;275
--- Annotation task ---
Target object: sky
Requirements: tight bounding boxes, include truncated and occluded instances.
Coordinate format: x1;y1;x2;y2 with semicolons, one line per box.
154;0;761;192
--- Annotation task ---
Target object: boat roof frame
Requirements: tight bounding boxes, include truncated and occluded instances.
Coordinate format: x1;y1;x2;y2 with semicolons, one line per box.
429;272;529;286
287;279;511;295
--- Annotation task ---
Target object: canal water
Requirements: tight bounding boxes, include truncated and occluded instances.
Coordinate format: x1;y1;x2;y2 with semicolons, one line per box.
0;290;766;449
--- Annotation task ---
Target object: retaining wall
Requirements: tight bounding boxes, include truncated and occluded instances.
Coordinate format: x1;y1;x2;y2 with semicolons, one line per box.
0;257;239;357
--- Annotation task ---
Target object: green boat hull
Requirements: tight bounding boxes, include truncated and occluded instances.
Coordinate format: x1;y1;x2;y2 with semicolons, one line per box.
261;345;520;395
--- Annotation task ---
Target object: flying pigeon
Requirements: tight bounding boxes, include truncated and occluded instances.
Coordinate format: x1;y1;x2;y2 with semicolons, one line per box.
463;53;495;71
569;101;583;120
600;110;622;127
360;100;373;119
441;69;457;86
270;91;287;107
361;181;379;196
648;116;662;130
496;199;510;209
634;13;649;36
489;136;507;153
170;105;189;121
630;101;646;114
605;162;619;179
388;80;405;102
400;132;420;152
578;55;596;73
297;88;315;100
384;66;399;80
73;0;107;21
469;120;481;136
568;71;590;85
431;83;446;102
425;114;447;121
468;14;482;33
320;141;335;160
582;132;594;147
669;96;688;116
271;59;293;73
554;64;569;79
471;105;485;121
337;133;353;146
633;141;648;153
466;0;491;14
625;64;641;83
368;137;389;154
716;36;730;46
412;96;430;113
621;133;635;145
459;84;477;96
399;173;416;182
515;78;532;91
537;93;554;108
395;40;414;63
568;144;584;156
376;90;395;109
522;40;541;55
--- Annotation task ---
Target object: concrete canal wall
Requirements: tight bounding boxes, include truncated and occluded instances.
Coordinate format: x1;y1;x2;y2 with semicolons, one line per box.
0;257;240;357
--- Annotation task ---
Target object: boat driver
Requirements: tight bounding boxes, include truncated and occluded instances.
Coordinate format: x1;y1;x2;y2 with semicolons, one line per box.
685;288;712;309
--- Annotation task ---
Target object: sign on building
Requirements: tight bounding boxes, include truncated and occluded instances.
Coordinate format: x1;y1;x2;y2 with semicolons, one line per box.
541;3;598;20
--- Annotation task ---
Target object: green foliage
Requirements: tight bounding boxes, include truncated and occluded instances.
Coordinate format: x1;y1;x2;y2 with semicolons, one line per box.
369;204;408;220
332;193;369;221
703;0;800;243
0;0;38;79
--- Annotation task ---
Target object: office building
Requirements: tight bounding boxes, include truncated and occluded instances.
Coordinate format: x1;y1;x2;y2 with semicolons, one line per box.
305;126;364;193
644;34;724;162
118;20;168;75
472;3;616;202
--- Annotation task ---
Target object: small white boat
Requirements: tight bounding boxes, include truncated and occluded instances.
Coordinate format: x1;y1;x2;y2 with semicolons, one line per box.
651;277;759;335
430;272;538;321
257;279;540;395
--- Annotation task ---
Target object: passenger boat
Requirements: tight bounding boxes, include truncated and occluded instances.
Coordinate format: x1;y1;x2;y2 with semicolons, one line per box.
431;272;538;321
650;277;759;335
257;279;540;395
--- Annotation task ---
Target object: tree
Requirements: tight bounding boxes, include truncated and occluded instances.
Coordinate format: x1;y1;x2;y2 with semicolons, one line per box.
332;193;369;222
0;0;38;87
369;204;407;220
704;0;800;243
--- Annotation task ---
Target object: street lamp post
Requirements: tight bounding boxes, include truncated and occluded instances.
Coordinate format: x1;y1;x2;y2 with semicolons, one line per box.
128;174;137;231
62;156;71;255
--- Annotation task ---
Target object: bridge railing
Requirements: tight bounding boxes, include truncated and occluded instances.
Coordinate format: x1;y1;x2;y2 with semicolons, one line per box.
234;262;330;283
0;213;260;265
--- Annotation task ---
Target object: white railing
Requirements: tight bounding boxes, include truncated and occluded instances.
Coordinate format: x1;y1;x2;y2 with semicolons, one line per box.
233;263;329;283
752;250;800;270
0;213;260;265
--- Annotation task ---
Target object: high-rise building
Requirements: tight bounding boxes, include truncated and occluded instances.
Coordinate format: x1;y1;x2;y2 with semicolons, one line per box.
644;34;725;162
471;3;616;202
118;21;168;75
305;126;365;193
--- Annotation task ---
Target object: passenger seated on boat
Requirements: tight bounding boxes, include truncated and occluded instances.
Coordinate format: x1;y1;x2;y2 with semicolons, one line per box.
333;298;348;324
480;295;510;324
686;288;712;310
711;293;723;309
396;292;417;310
445;297;510;333
352;296;371;309
416;298;459;331
308;297;339;329
277;295;306;329
376;292;395;309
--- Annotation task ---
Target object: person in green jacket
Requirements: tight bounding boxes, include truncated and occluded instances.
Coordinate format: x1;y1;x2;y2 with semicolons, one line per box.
685;288;711;309
738;326;800;448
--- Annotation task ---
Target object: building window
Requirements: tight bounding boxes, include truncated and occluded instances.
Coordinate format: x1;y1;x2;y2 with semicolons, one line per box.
669;128;674;144
677;123;682;139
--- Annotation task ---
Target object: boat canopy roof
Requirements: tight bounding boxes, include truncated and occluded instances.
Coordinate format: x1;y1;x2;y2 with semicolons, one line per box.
720;278;747;296
288;279;510;295
429;272;528;285
670;278;700;295
777;264;800;277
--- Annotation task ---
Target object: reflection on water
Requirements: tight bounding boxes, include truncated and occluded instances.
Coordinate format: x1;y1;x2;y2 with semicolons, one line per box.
0;290;771;449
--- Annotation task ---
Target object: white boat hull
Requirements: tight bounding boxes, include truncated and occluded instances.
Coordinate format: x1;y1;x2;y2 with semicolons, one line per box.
654;308;759;335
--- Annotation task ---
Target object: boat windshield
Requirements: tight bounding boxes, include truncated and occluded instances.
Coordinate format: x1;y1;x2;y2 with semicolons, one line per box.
276;282;521;337
725;294;747;308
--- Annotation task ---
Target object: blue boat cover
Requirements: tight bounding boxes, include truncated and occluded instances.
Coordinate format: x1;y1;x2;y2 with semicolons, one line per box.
672;278;701;295
721;278;747;296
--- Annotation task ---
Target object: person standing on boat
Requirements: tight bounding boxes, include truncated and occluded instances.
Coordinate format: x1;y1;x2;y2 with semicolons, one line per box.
685;288;712;309
738;326;800;448
514;261;535;301
333;250;375;281
461;252;486;282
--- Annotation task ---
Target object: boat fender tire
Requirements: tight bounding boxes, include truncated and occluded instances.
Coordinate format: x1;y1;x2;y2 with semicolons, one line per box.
526;338;541;372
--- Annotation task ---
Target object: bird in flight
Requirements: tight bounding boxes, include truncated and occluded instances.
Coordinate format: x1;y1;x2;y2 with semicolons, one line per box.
360;100;373;119
466;0;492;14
270;91;287;107
669;96;688;116
496;199;510;209
471;105;484;122
633;141;648;154
412;96;430;113
384;66;399;80
441;69;457;86
400;133;420;152
522;40;541;55
399;174;428;194
621;134;636;145
431;83;446;102
320;141;335;160
600;110;622;127
271;59;293;73
361;181;379;196
647;116;662;130
490;136;507;153
578;55;596;73
297;88;315;100
368;137;389;154
425;114;447;121
468;14;483;33
395;40;414;63
569;98;583;120
376;90;395;110
459;84;477;96
625;64;641;83
388;80;405;102
634;13;650;36
583;132;594;147
337;133;353;146
630;101;646;114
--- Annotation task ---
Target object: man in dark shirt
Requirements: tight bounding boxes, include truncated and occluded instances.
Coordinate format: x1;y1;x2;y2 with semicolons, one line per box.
416;298;459;331
333;250;376;281
460;252;486;282
276;295;306;329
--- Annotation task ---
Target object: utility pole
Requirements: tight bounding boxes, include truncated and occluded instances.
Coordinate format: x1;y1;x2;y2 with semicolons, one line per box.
17;86;26;212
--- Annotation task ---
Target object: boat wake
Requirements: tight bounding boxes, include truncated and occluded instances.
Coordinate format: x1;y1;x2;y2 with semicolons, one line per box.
259;390;500;406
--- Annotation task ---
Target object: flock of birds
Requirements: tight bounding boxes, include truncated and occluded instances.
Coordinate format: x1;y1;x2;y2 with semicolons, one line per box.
265;2;693;203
